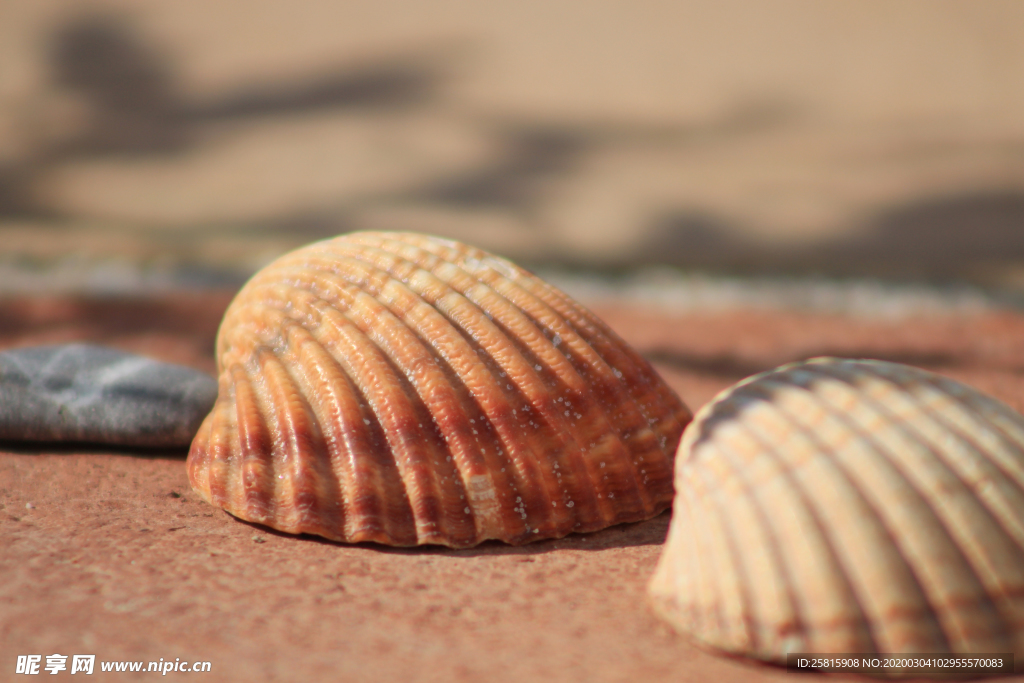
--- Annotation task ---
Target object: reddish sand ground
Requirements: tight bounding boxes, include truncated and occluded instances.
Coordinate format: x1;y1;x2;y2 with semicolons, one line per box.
2;294;1023;682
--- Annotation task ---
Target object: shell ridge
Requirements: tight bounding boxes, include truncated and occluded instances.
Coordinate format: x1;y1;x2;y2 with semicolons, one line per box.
694;429;799;654
329;237;677;529
896;373;1024;554
478;267;681;428
365;233;684;523
258;274;466;538
673;457;726;645
257;342;343;536
186;412;214;500
254;267;550;543
230;362;278;524
492;272;687;484
383;288;537;540
950;387;1024;471
408;274;612;529
402;244;658;525
286;248;607;536
209;301;301;528
254;290;371;539
375;230;686;437
349;285;513;542
311;304;421;544
742;373;951;653
189;371;237;506
278;323;366;537
677;359;824;461
714;383;878;655
320;239;571;538
796;364;1007;651
287;319;401;544
687;450;749;650
917;375;1024;513
333;237;665;519
650;484;706;638
376;230;689;443
320;263;547;541
679;488;708;637
498;269;688;438
330;295;480;545
447;277;655;521
815;364;1022;648
270;290;460;545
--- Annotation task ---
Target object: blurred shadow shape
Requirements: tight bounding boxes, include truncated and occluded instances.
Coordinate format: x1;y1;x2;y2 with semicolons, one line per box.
633;190;1024;282
630;211;756;270
827;191;1024;277
392;99;795;222
51;14;188;155
0;13;454;218
48;13;452;158
262;208;353;240
0;162;50;218
189;58;444;121
398;124;592;216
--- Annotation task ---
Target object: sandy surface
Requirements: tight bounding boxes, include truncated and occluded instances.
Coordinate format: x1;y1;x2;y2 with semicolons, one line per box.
2;294;1024;682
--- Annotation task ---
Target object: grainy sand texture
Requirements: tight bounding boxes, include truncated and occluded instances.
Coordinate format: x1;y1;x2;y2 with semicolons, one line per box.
3;294;1024;682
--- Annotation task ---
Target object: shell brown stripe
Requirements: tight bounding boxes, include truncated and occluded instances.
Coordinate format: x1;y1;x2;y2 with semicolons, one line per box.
701;402;812;654
374;231;689;444
332;299;471;545
896;374;1024;587
650;483;702;634
345;283;525;542
816;364;1013;650
328;240;646;523
256;342;342;537
303;254;536;538
726;381;879;653
252;270;531;542
228;362;276;525
684;443;762;652
400;240;681;500
914;375;1024;546
236;277;467;544
775;368;955;651
321;244;611;529
332;237;660;518
270;257;572;539
243;290;401;543
188;369;236;507
684;452;739;647
287;315;415;545
946;382;1024;484
245;279;468;545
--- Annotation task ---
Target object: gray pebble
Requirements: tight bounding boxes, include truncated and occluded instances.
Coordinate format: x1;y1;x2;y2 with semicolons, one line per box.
0;344;217;448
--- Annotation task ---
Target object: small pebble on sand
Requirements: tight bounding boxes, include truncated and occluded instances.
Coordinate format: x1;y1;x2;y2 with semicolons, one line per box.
0;344;216;448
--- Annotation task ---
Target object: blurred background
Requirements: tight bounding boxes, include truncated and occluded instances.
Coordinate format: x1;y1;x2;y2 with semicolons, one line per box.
3;0;1024;296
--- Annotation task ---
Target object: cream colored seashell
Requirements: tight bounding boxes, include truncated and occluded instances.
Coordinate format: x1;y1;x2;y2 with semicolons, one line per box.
187;232;690;548
649;358;1024;673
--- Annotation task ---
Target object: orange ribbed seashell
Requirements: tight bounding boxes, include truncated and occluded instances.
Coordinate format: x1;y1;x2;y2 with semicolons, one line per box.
187;232;691;547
